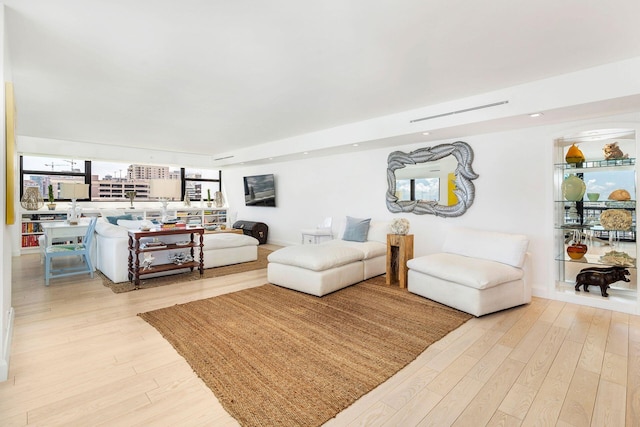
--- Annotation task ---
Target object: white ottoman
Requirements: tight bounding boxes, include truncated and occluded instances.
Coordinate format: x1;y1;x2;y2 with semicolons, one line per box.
268;244;365;296
203;233;259;269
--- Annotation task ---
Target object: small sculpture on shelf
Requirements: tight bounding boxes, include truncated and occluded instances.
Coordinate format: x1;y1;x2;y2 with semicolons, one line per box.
562;174;586;201
566;230;588;260
159;198;169;223
214;191;225;208
390;218;410;235
602;142;628;160
125;191;136;209
47;184;56;210
575;266;630;297
20;186;44;211
141;253;155;271
168;252;193;265
565;144;585;164
607;189;631;201
206;189;213;208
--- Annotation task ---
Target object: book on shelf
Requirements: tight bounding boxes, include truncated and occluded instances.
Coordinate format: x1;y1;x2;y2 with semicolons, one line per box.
22;234;40;248
160;223;187;229
22;222;44;233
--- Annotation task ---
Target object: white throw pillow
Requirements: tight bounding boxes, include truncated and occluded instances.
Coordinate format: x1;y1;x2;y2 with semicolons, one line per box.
95;220;129;238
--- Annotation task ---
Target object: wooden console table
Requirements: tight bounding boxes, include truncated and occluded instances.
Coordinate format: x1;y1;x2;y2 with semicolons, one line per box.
386;234;414;289
128;227;204;289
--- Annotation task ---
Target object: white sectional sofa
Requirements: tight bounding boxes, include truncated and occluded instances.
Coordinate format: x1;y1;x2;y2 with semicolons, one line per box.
267;218;389;296
95;217;259;283
407;227;530;317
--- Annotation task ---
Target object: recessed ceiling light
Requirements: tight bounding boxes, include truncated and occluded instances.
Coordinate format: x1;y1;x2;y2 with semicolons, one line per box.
303;152;309;155
269;157;273;160
352;143;359;147
529;112;544;118
422;132;430;136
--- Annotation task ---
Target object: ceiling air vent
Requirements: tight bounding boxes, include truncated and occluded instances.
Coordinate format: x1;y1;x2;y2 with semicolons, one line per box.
410;100;509;123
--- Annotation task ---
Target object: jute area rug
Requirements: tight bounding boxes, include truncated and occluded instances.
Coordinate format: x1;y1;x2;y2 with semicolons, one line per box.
100;247;271;293
139;275;473;427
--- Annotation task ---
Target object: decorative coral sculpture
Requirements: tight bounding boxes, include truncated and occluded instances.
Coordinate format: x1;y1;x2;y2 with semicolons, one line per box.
390;218;410;235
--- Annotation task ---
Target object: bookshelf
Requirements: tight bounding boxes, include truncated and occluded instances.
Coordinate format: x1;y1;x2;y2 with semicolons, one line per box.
20;212;68;252
19;207;229;253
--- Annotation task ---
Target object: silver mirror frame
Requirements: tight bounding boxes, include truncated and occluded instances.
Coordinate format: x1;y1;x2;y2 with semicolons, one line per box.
386;141;479;217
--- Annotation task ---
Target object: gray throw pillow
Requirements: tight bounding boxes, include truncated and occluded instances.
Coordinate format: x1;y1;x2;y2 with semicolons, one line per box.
342;216;371;242
106;214;134;225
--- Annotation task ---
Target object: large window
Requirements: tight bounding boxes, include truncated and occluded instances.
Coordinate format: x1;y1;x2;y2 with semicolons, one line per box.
21;156;89;201
184;168;222;203
20;156;221;203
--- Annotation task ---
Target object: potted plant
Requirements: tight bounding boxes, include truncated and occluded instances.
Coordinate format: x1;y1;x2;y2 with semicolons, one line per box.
206;189;212;208
47;184;56;210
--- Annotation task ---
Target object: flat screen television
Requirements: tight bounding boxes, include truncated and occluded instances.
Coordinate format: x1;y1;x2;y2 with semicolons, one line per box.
243;173;276;207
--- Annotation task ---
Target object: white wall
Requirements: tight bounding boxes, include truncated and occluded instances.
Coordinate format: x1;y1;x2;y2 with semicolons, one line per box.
1;5;14;382
223;112;640;300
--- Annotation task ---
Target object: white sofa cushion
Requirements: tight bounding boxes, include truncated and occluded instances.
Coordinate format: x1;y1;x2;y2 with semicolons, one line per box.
268;244;363;272
442;227;529;268
406;253;524;290
366;221;391;244
321;239;386;259
204;233;259;249
95;219;129;238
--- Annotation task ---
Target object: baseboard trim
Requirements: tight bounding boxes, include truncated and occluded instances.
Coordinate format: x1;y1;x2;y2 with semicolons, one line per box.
1;306;15;382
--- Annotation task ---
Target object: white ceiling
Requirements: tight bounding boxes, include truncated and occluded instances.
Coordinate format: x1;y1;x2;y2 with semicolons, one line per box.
5;0;640;162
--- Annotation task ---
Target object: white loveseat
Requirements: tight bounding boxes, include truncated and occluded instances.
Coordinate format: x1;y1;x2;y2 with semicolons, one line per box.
95;218;259;283
267;219;389;296
407;227;530;317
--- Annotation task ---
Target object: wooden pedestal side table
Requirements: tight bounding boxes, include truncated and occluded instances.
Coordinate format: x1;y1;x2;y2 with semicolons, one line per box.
386;234;414;288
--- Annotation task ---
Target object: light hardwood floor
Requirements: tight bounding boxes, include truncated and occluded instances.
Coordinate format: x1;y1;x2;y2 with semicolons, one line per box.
2;250;639;426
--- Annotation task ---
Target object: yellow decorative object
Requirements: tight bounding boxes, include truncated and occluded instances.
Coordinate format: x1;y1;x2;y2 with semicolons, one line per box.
565;144;585;164
5;82;16;224
447;173;457;206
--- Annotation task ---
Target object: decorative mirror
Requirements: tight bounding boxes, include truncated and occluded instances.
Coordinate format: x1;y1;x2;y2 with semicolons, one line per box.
386;141;479;217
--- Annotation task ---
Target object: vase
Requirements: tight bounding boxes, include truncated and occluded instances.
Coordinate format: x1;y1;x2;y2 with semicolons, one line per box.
214;191;225;208
565;144;585;164
567;243;588;260
20;187;44;210
562;174;586;201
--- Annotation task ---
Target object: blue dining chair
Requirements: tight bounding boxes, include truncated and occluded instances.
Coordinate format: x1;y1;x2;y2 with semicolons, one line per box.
44;217;98;286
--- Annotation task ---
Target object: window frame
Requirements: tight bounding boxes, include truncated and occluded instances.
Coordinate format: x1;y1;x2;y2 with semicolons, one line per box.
19;156;222;203
20;157;91;201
